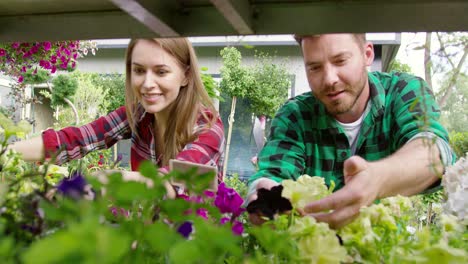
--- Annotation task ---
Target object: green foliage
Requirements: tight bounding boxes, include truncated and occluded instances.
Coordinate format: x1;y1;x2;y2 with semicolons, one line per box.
89;73;126;115
224;173;248;198
219;47;291;118
450;131;468;157
54;71;111;127
219;47;253;98
388;59;413;74
249;52;291;117
22;68;50;85
200;67;222;101
50;74;78;107
438;72;468;132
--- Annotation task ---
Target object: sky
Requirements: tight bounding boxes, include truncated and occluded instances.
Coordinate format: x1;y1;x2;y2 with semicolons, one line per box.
395;32;467;93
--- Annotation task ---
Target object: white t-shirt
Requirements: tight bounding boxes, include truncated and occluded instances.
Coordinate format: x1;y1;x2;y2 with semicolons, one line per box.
335;103;370;155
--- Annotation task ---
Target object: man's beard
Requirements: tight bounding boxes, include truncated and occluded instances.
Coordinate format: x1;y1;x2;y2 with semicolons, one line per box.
322;74;367;116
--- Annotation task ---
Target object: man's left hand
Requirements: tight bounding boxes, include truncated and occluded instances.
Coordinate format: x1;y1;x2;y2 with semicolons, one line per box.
302;156;382;229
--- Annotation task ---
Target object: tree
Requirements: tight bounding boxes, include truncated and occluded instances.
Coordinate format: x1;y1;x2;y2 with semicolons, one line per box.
387;59;413;74
219;47;253;178
422;32;467;110
219;47;292;177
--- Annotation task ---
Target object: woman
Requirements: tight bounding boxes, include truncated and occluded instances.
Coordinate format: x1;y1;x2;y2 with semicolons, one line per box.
9;38;225;195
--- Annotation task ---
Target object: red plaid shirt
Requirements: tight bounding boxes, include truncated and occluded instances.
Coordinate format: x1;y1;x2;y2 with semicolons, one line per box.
42;106;225;181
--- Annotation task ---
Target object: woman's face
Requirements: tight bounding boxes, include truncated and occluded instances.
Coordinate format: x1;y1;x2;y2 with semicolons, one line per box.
130;40;188;114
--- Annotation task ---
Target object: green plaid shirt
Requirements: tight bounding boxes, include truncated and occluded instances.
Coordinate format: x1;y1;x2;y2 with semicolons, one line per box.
249;71;452;190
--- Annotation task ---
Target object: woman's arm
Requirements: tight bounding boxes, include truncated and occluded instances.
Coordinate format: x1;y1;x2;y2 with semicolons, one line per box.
8;136;45;162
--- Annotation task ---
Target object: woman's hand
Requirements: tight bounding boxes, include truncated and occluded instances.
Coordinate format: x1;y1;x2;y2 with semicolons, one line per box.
91;170;177;199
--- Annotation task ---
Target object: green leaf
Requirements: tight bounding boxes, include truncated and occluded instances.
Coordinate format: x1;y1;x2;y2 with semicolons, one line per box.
144;222;182;253
138;160;159;179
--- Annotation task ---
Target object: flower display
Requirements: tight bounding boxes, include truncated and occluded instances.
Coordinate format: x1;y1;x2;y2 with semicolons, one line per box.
442;153;467;225
246;185;292;220
281;174;330;209
56;171;88;199
0;40;97;83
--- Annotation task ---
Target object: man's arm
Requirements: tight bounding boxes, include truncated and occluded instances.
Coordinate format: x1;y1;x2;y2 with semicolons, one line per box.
303;137;443;229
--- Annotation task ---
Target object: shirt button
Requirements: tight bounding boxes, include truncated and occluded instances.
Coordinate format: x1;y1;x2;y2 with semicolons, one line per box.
341;152;347;158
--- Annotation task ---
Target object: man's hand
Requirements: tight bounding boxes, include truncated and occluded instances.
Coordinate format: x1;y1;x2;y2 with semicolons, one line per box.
246;178;280;225
302;156;382;229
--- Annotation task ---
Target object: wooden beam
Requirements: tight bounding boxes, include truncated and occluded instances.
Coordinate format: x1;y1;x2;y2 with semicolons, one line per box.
209;0;254;35
108;0;179;37
252;1;468;34
0;11;157;42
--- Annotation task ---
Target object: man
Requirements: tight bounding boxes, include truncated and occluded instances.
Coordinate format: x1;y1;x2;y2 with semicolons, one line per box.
246;34;454;229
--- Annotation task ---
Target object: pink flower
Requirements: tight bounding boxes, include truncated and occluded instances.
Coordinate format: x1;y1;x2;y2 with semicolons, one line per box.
51;65;57;74
11;42;20;49
196;208;209;219
214;183;245;217
251;156;258;165
21;66;27;72
0;49;6;57
50;55;57;64
18;75;24;83
42;41;52;51
220;217;230;225
232;220;244;235
30;45;39;54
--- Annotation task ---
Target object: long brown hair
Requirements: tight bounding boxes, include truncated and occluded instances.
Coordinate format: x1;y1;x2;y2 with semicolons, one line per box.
124;38;217;166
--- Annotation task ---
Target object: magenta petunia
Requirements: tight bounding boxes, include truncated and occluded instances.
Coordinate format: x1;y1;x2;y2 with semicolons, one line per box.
232;220;244;235
42;41;52;51
50;55;57;64
0;49;6;57
30;45;39;54
18;75;24;83
214;183;244;216
196;208;209;219
220;217;230;225
51;65;57;74
11;42;20;49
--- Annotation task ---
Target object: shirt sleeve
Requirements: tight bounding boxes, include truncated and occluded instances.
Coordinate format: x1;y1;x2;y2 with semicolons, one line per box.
158;111;225;182
42;106;131;165
391;75;453;159
248;102;306;185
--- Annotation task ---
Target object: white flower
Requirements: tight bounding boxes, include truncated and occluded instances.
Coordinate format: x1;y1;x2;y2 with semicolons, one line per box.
442;153;468;225
281;175;329;209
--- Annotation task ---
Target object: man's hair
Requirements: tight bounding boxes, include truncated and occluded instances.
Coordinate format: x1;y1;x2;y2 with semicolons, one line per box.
294;34;367;47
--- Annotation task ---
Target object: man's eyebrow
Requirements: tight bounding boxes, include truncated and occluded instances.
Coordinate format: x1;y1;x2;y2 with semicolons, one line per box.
331;51;352;59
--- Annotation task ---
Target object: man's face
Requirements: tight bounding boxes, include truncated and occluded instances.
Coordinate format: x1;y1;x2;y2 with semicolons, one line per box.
302;34;374;122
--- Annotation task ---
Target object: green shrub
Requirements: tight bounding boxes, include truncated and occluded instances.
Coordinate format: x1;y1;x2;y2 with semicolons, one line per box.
450;131;468;158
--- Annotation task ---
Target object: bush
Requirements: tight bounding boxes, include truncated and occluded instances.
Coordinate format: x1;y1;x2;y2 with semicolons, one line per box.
450;131;468;158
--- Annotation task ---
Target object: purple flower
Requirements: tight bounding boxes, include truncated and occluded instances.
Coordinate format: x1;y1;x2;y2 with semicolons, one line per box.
42;41;52;51
21;66;27;72
110;206;119;217
11;42;20;49
30;45;39;54
50;55;57;64
232;220;244;235
196;208;209;219
220;217;230;225
214;183;245;217
177;221;193;238
0;48;6;57
203;190;215;198
18;76;24;83
57;172;87;199
51;65;57;74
